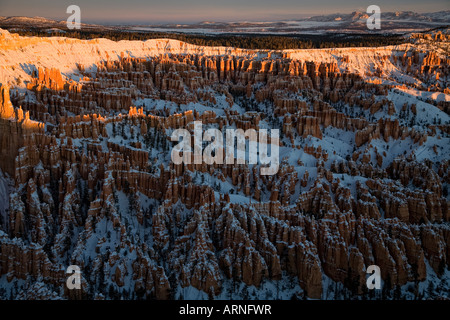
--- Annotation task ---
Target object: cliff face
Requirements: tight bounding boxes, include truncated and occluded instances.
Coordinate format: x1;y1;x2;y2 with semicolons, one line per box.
0;84;45;177
0;84;14;119
0;29;449;300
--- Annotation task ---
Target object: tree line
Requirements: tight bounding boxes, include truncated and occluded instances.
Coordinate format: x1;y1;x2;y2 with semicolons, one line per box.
12;27;404;50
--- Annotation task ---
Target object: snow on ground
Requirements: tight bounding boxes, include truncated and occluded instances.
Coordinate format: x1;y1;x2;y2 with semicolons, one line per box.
176;274;304;300
398;259;450;300
135;96;232;117
0;28;418;91
288;44;412;77
0;28;264;86
397;87;450;103
388;90;450;126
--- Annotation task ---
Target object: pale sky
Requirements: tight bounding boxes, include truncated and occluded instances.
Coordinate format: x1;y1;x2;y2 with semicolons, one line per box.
0;0;448;24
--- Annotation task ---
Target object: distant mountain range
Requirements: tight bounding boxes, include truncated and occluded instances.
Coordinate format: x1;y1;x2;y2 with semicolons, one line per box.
308;10;450;23
1;10;449;35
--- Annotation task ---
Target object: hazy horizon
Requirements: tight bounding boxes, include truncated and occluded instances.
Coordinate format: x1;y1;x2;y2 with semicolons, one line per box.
0;0;449;24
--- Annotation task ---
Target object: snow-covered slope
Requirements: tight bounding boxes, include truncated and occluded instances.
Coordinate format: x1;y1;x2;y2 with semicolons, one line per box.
0;28;265;85
2;28;448;101
0;28;414;86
